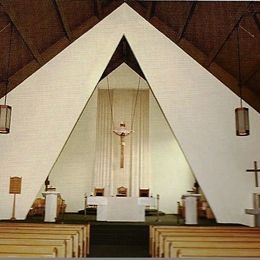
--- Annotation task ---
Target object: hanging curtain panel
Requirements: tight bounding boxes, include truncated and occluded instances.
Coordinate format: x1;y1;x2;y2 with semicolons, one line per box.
93;88;150;197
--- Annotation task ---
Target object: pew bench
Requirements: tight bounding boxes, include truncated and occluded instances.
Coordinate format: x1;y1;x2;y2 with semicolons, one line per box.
150;225;260;257
0;232;74;257
163;235;260;257
0;228;80;256
157;230;260;257
0;244;64;257
170;247;260;258
0;238;70;257
167;241;260;258
0;223;89;256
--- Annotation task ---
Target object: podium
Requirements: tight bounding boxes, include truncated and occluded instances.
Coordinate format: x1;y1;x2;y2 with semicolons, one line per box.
182;194;201;225
42;191;60;222
245;192;260;227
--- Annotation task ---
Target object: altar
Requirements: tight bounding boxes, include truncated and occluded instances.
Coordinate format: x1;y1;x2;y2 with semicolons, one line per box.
87;196;155;222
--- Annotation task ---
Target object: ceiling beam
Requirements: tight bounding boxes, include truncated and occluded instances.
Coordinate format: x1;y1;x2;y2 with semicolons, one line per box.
150;16;178;42
0;1;44;66
146;2;156;20
54;0;73;41
253;13;260;29
242;62;260;86
176;2;197;43
205;2;252;67
94;0;102;20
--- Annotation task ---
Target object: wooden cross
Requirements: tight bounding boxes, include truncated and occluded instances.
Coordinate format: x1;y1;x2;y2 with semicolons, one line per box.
120;135;125;168
246;161;260;187
113;122;132;168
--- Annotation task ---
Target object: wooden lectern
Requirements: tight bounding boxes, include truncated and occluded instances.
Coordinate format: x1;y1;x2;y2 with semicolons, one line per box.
9;177;22;220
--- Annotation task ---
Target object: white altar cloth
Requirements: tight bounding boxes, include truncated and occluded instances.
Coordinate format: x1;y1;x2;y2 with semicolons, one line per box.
87;196;155;222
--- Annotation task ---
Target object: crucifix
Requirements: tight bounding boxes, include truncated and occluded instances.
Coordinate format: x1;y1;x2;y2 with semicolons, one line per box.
246;161;260;187
113;122;132;168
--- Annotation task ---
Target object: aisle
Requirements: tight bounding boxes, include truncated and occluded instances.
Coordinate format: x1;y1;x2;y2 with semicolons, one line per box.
89;224;149;257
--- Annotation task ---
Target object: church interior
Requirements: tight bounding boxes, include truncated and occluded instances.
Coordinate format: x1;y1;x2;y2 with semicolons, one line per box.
0;0;259;257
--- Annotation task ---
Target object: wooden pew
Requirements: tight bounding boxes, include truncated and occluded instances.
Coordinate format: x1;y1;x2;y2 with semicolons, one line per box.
168;241;260;258
0;244;64;257
150;226;260;257
163;235;260;257
170;247;260;258
0;223;89;256
0;228;79;254
0;232;74;257
158;230;260;257
0;238;70;257
0;227;79;255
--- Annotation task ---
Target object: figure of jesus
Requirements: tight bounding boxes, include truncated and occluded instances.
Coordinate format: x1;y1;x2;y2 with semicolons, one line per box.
113;122;133;168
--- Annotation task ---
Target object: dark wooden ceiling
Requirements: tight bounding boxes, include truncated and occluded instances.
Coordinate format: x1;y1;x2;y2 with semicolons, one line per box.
0;1;259;112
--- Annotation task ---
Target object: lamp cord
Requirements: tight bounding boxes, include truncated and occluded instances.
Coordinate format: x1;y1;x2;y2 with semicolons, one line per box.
236;22;243;108
106;76;141;130
4;23;13;106
106;76;115;129
130;77;141;131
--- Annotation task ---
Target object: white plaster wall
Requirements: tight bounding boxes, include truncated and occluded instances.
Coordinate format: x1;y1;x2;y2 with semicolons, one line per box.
150;92;195;214
36;64;194;214
0;4;259;225
121;5;260;225
0;7;125;219
37;91;97;212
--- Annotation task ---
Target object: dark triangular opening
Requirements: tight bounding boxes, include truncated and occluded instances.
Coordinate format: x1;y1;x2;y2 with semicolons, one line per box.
100;36;146;80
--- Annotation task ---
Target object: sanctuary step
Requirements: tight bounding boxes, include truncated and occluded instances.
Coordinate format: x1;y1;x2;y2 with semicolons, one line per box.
89;224;149;257
78;208;164;216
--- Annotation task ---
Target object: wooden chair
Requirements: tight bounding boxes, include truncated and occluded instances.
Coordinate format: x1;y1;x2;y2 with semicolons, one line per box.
94;188;104;196
117;186;127;197
29;198;45;216
139;189;149;197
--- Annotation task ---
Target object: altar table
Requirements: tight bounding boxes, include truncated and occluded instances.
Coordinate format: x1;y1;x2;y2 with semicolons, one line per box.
87;196;155;222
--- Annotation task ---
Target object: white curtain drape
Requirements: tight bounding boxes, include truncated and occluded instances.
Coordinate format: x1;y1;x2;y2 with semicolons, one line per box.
93;88;150;196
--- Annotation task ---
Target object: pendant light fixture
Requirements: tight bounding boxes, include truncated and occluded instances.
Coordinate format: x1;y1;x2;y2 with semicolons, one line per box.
0;23;13;134
235;16;249;136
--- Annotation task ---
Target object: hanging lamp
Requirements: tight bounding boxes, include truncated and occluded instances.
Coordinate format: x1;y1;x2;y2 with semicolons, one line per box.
235;17;249;136
0;23;13;134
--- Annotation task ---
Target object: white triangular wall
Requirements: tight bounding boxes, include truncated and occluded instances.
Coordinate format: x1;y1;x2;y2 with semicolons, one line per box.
37;64;195;214
0;4;259;225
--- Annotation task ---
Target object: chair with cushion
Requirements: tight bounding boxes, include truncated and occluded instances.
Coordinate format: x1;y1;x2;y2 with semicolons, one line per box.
117;186;127;197
94;188;104;196
139;189;149;197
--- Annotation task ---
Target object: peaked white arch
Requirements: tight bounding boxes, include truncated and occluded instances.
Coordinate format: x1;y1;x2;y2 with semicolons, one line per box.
0;4;259;225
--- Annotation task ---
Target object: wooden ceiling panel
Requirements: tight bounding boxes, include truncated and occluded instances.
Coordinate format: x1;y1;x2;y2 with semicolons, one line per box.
0;21;33;83
8;28;34;77
238;17;260;80
7;0;65;53
0;11;8;28
215;31;238;80
155;1;190;33
185;2;247;55
0;24;10;81
247;71;260;97
59;0;94;31
0;1;258;112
